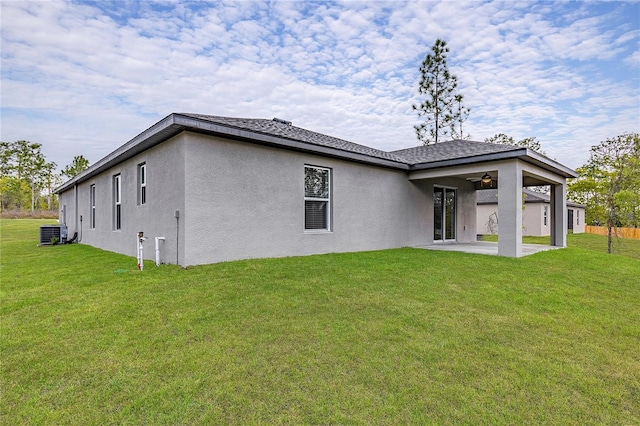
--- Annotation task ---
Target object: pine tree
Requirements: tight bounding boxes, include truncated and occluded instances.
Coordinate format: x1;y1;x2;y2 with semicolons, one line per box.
413;39;467;144
62;155;90;179
451;94;470;140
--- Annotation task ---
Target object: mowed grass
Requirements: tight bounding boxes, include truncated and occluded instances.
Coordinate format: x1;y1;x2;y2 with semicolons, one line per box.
2;220;639;425
481;232;640;259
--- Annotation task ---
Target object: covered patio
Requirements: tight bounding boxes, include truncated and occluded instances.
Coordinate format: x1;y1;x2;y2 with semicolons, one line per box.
396;140;578;258
417;241;561;257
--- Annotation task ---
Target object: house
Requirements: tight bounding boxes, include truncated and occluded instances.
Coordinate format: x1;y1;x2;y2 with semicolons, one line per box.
55;113;577;266
476;188;586;237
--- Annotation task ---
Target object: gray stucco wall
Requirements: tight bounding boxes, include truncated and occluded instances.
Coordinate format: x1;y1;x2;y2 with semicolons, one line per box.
59;136;186;265
426;177;477;244
476;202;585;237
476;204;499;235
476;202;543;236
568;206;586;234
524;203;546;236
58;131;485;266
182;132;431;265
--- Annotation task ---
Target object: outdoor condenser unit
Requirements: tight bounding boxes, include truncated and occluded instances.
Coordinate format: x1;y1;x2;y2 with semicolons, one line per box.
39;224;68;245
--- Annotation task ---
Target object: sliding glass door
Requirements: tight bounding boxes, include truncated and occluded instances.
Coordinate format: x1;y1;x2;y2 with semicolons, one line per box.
434;186;456;241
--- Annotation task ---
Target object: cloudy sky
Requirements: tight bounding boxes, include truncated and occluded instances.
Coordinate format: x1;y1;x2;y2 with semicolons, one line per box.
1;0;638;170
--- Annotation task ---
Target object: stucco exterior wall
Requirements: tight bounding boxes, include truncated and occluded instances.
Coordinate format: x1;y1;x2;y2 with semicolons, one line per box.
567;206;586;234
476;202;585;237
58;131;500;266
477;202;548;237
417;177;477;244
523;203;547;236
476;204;499;235
181;132;432;265
58;136;186;264
58;187;77;236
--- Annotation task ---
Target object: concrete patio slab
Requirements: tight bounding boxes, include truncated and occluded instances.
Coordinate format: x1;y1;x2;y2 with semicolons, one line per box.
416;241;562;257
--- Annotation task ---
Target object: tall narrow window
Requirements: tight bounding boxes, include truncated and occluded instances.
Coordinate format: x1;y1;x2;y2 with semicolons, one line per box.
138;163;146;205
577;210;580;225
90;184;96;229
113;174;121;230
543;206;548;226
304;165;331;231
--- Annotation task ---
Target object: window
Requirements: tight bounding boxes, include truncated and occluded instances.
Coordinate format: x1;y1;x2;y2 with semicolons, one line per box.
113;174;121;230
434;186;456;241
304;165;331;231
90;184;96;229
543;206;548;226
577;210;580;225
138;163;146;205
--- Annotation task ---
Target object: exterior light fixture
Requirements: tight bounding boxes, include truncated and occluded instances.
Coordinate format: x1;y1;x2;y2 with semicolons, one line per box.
481;173;492;188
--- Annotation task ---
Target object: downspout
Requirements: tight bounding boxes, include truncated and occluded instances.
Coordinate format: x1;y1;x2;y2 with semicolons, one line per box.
74;184;79;236
175;210;180;265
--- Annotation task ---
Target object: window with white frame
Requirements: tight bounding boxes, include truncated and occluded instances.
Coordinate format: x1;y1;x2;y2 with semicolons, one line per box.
304;165;331;231
543;206;548;226
138;163;146;205
577;210;579;225
113;174;121;230
90;184;96;229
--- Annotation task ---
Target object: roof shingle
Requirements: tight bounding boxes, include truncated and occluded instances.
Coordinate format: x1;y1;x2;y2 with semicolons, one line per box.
55;112;578;193
391;139;522;164
180;113;409;164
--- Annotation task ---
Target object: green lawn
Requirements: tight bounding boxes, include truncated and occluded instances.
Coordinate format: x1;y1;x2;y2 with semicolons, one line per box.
480;232;640;259
2;219;639;425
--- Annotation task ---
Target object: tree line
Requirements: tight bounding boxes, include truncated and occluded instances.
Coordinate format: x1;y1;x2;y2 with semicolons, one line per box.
0;140;89;214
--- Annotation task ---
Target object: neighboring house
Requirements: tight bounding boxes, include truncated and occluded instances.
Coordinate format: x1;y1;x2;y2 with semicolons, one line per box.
55;113;577;266
477;188;586;237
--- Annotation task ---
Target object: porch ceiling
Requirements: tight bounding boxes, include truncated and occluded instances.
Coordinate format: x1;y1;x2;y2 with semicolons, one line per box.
470;171;554;189
408;159;567;188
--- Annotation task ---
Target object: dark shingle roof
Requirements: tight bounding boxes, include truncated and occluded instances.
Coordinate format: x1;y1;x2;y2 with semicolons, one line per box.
179;115;546;170
391;139;522;164
55;112;578;193
179;113;409;164
477;188;584;207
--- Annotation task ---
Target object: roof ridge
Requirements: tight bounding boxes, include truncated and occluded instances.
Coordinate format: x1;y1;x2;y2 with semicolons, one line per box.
391;138;524;152
177;113;411;164
390;139;525;165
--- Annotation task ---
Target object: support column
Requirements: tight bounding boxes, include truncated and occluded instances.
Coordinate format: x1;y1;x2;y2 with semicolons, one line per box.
550;183;567;247
498;160;523;257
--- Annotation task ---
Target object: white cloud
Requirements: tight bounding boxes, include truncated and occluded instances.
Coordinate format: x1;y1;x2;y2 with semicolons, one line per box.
1;0;638;171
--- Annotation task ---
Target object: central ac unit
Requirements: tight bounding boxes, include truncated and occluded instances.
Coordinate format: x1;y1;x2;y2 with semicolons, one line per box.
40;224;68;245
